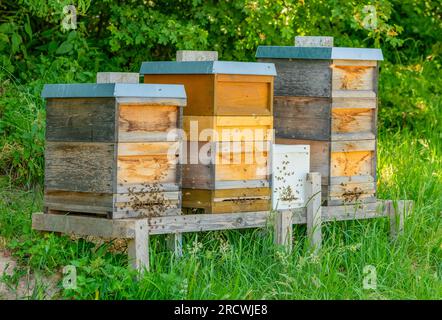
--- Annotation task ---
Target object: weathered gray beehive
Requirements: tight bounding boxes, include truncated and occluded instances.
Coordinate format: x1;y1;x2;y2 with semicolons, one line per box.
42;83;186;218
256;36;383;205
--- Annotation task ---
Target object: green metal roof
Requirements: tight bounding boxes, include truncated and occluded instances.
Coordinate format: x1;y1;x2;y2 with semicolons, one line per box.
255;46;383;61
139;61;277;76
41;83;187;100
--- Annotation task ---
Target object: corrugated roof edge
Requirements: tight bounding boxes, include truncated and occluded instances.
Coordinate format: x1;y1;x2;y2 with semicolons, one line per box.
41;83;187;100
255;46;383;61
139;61;277;76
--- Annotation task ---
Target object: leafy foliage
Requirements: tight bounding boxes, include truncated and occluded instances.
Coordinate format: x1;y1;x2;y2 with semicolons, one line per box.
0;0;440;186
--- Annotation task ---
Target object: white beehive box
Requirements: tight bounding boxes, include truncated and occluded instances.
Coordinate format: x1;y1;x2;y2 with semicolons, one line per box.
272;144;310;210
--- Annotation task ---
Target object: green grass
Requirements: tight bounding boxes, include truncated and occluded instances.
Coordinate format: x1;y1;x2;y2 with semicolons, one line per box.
0;126;440;300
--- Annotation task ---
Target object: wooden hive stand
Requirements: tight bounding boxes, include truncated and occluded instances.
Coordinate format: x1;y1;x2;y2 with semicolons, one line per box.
32;172;413;273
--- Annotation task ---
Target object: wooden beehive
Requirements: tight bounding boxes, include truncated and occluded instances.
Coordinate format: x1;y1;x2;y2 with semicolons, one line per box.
42;83;186;218
140;60;276;213
256;37;383;205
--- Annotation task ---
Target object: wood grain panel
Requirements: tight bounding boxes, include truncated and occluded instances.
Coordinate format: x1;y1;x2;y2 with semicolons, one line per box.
215;74;272;115
45;141;115;193
118;104;178;141
331;108;374;135
260;58;332;97
330;150;374;177
46;98;116;142
332;64;375;91
143;74;215;116
274;96;331;140
44;190;113;214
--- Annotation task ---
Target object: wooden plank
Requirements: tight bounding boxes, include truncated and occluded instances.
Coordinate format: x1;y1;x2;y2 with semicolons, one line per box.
183;116;273;141
117;154;177;185
128;219;149;273
330;150;374;177
143;74;215;116
32;201;411;237
331;140;376;152
118;104;179;142
389;200;413;239
330;175;374;184
329;182;375;197
211;198;271;214
274;210;293;252
332;97;376;109
44;191;112;215
45;141;115;193
32;212;135;238
118;142;179;156
116;182;179;194
274;96;330;140
327;195;376;206
46;98;116;142
260;59;332;97
332;90;376;98
182;164;213;189
274;96;330;117
331;132;376;141
331;108;374;136
332;64;375;91
332;60;377;67
215;74;272;115
306;172;322;251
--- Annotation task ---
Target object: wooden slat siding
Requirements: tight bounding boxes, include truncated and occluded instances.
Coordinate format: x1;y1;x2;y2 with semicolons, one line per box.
274;96;331;140
143;74;215;116
330;140;376;152
182;188;271;213
260;59;332;97
215;74;273;115
331;97;376;109
183;116;273;141
44;191;112;215
117;142;179;188
116;182;179;193
332;60;375;91
331;108;375;136
330;175;374;184
332;90;376;98
327;195;376;206
275;138;330;185
333;60;377;67
45;141;115;193
214;180;269;189
113;207;181;219
46;98;116;142
330;150;374;177
117;155;177;185
331;132;375;141
118;104;179;142
329;182;375;196
211;199;271;214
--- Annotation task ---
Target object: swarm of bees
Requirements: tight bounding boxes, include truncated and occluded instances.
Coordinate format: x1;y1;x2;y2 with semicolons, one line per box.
274;155;300;202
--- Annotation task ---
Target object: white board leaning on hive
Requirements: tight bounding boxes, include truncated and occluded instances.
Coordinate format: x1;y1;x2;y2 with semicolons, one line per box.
272;144;310;210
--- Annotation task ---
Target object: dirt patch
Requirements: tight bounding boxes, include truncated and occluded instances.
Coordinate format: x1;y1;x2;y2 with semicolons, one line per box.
0;243;61;300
